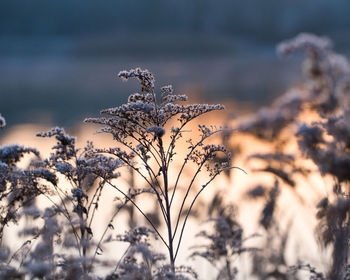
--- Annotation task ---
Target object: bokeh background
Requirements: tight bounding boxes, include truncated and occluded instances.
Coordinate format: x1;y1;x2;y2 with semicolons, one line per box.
1;0;350;127
1;3;350;278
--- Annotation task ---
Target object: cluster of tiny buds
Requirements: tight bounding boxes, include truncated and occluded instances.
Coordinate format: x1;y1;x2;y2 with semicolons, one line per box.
36;127;76;146
128;93;154;104
202;144;227;154
198;124;213;137
0;145;40;166
71;187;86;200
161;85;173;94
147;126;166;138
116;226;153;244
162;94;188;103
118;68;155;93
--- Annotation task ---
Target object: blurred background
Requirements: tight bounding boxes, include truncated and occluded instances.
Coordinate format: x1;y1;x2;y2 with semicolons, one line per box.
1;0;350;127
1;3;350;278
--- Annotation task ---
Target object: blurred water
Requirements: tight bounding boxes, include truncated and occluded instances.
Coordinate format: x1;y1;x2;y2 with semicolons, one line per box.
2;0;350;127
0;35;303;127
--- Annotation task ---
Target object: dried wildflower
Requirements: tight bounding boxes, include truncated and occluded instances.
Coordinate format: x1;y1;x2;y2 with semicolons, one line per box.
0;144;39;166
109;227;197;280
34;127;127;276
289;263;326;280
276;34;350;278
4;33;350;279
154;265;198;280
37;127;76;160
279;33;350;115
30;167;58;186
118;67;155;93
147;126;166;138
161;85;173;94
297;118;350;183
85;67;234;273
116;227;154;245
192;204;257;280
0;141;58;243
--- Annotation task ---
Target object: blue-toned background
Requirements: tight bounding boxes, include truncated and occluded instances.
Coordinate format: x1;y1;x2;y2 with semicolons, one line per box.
1;0;349;126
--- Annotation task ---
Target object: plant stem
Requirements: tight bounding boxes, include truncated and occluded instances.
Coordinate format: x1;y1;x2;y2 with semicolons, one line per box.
159;137;175;272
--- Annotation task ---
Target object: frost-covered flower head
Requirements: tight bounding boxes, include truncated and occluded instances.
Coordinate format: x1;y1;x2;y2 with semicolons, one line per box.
85;68;224;144
85;68;233;272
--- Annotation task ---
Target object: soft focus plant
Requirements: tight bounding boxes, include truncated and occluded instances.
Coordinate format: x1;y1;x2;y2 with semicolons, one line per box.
279;33;350;280
237;33;350;279
191;194;257;280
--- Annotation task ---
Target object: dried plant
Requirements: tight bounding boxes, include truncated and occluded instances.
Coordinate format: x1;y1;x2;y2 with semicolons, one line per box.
247;180;296;280
0;125;132;278
191;200;257;280
107;227;197;280
281;34;350;280
34;127;126;276
1;33;350;279
289;263;326;280
85;68;239;272
239;33;350;279
0;141;54;243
